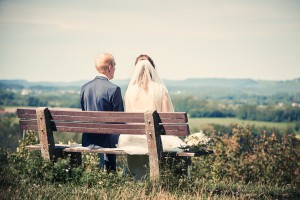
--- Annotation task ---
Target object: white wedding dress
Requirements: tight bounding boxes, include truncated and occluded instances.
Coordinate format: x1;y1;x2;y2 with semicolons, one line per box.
117;59;186;180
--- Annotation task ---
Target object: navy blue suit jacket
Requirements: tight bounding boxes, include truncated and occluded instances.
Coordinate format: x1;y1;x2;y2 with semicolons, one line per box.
80;76;124;147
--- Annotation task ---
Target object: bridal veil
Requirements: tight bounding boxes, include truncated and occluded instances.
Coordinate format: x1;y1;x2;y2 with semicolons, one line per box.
124;59;174;112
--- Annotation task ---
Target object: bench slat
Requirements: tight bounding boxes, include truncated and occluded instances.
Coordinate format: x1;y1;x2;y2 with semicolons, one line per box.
64;147;127;154
19;120;189;136
19;124;38;131
18;114;186;124
17;109;188;123
26;144;212;157
51;110;188;122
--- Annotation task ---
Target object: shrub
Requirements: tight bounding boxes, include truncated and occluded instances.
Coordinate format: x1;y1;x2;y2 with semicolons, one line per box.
191;125;300;186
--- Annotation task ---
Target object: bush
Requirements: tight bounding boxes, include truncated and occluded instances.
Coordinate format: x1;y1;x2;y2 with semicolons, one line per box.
0;113;22;151
191;125;300;186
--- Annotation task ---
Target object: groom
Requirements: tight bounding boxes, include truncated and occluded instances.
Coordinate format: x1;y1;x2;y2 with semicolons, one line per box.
80;53;124;171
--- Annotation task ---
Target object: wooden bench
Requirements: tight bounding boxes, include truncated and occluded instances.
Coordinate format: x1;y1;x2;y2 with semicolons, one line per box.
17;107;210;181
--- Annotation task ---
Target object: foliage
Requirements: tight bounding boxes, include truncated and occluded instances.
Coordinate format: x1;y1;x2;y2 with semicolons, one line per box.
0;89;80;108
237;104;300;122
0;113;22;151
1;124;300;199
191;125;300;186
1;149;299;199
172;96;235;118
1;84;300;122
0;134;129;187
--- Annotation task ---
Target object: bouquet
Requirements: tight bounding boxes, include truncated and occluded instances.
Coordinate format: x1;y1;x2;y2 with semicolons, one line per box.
183;130;212;152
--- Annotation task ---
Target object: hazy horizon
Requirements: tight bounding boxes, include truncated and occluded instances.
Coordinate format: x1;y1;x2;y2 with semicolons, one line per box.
1;76;299;84
1;0;300;82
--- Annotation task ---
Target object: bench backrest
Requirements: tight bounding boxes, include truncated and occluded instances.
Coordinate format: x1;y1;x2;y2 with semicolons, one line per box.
17;108;189;136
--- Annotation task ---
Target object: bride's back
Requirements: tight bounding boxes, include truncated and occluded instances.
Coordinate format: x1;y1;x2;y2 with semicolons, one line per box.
125;81;165;112
125;58;174;112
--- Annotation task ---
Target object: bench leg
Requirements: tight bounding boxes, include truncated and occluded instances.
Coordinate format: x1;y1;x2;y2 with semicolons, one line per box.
144;111;164;181
36;107;55;160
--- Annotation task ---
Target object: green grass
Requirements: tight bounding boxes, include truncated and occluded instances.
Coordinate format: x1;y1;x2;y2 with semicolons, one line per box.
1;180;298;200
189;117;298;134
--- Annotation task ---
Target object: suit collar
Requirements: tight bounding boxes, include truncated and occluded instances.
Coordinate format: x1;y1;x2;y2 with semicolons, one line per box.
95;75;109;81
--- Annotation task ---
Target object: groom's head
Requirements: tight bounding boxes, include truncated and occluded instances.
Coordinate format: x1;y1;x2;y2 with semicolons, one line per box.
95;53;116;80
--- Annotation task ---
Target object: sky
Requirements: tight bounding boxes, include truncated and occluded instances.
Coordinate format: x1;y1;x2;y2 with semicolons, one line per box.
0;0;300;82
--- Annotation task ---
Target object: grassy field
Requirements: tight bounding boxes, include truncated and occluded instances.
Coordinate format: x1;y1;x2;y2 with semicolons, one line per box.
188;117;298;134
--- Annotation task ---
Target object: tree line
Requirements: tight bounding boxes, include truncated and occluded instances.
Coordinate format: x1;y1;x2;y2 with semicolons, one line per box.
172;95;300;122
1;89;300;122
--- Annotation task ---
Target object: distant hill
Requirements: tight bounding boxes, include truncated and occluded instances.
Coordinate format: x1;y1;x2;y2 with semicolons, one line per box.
164;78;258;88
1;78;300;96
163;78;300;96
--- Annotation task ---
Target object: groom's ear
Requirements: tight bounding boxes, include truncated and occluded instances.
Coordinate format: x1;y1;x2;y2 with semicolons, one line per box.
109;63;116;71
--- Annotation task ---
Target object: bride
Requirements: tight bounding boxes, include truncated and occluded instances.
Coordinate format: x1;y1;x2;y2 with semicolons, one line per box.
124;55;174;113
118;55;185;180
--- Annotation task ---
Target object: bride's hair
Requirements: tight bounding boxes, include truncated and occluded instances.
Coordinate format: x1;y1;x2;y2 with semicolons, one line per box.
135;54;155;69
132;60;155;90
126;56;174;112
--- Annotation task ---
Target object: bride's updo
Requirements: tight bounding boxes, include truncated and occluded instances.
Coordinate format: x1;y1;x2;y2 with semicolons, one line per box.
135;54;155;69
133;60;154;90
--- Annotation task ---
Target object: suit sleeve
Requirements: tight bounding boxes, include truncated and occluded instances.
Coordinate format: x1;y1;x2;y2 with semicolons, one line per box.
112;87;124;111
80;88;86;111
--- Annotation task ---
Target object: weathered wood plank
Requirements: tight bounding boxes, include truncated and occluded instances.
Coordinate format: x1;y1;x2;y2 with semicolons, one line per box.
19;120;189;136
64;147;127;154
25;144;69;151
36;107;55;160
26;144;213;157
166;150;214;157
17;108;188;123
145;110;164;181
19;124;38;131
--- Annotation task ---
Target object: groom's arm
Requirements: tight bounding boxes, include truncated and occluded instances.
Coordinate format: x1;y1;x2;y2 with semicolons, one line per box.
112;87;124;111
